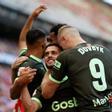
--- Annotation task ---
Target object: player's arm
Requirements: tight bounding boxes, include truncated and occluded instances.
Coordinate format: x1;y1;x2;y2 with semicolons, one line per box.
10;75;26;99
41;71;60;99
18;4;47;50
10;56;28;99
21;87;41;112
11;56;28;82
41;53;67;99
21;87;42;112
10;66;36;99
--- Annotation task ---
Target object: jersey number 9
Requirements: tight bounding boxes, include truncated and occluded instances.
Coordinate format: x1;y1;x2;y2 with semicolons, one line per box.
89;58;107;91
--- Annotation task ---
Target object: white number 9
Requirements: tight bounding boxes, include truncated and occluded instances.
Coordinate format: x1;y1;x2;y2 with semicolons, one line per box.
89;58;107;91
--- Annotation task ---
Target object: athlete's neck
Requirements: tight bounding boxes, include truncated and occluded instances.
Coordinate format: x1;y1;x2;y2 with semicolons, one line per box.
26;49;43;58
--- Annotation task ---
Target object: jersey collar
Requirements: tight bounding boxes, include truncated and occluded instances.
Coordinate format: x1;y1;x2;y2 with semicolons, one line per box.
29;55;42;63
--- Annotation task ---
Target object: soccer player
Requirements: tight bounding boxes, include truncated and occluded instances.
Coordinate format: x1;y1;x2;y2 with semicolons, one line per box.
47;24;67;44
10;4;46;99
10;5;47;112
41;25;112;112
19;43;77;112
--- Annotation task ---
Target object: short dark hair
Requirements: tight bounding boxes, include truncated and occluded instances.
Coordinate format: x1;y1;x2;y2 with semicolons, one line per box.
50;24;67;36
26;29;46;45
45;43;63;52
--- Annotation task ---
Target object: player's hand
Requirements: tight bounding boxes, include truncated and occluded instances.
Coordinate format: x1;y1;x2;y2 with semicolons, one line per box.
11;56;28;70
17;67;37;86
31;4;47;19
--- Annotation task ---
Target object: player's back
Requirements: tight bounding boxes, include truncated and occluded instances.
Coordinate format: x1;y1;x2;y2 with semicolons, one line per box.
19;55;46;96
64;43;112;111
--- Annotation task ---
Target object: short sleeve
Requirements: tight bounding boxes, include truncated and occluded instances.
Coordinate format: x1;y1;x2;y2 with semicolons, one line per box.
32;87;44;108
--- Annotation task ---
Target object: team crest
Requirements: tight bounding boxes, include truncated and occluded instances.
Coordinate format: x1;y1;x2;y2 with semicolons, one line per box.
54;60;61;69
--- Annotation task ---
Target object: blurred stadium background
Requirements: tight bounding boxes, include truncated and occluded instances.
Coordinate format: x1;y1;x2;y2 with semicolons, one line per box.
0;0;112;111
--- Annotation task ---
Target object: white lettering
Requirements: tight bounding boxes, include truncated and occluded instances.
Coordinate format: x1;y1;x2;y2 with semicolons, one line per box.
100;47;104;53
52;101;60;111
78;48;85;55
60;101;68;109
51;97;77;111
92;98;101;107
77;46;104;55
92;92;112;107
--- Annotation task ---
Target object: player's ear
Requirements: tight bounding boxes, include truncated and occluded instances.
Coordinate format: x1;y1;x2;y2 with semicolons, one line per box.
42;44;45;49
62;36;66;41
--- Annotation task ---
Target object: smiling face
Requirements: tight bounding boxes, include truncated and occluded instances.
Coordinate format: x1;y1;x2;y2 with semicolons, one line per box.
44;45;61;69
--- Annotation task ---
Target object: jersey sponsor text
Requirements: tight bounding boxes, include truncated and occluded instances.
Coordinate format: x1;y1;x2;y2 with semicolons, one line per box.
92;92;112;107
51;97;77;111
